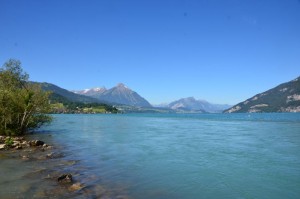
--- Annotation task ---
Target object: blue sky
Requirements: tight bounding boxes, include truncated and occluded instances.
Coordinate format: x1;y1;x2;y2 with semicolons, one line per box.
1;0;299;105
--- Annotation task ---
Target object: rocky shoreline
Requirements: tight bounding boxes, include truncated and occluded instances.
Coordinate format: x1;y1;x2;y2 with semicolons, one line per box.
0;136;85;194
0;135;129;199
0;135;52;151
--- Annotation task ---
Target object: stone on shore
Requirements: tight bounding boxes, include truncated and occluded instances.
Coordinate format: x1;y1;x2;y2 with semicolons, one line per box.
13;137;24;141
30;140;45;147
21;141;30;148
0;144;6;150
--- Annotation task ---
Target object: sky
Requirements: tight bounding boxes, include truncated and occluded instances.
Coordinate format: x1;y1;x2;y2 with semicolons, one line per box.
0;0;299;105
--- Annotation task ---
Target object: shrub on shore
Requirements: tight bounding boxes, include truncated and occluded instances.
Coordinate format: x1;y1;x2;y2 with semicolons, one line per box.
0;59;52;136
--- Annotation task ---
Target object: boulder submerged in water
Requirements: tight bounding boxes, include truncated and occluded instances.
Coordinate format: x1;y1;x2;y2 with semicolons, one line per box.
57;174;73;183
68;183;85;192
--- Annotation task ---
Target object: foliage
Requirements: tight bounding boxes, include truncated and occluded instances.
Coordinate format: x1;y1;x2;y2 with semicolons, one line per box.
0;59;52;135
5;137;13;146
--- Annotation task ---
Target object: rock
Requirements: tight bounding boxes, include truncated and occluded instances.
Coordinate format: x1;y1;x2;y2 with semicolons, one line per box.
21;141;30;148
30;140;45;147
35;140;44;146
28;140;34;146
46;152;54;159
12;141;21;147
68;183;85;191
13;137;24;141
15;145;22;150
0;136;5;143
21;155;29;160
57;174;73;183
0;144;6;150
42;144;52;150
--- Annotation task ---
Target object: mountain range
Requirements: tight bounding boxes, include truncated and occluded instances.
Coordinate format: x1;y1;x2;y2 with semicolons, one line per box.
156;97;231;113
35;75;300;113
74;83;152;107
75;85;231;113
224;76;300;113
73;87;107;98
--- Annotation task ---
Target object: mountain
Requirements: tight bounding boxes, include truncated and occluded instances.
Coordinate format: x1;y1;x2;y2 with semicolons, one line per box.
75;83;152;107
224;76;300;113
73;87;107;98
167;97;231;113
36;82;103;103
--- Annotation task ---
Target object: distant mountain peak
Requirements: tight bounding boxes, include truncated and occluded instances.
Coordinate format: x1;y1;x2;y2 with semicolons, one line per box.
74;83;152;107
117;83;126;87
94;87;107;91
73;87;107;96
168;97;231;113
185;97;196;100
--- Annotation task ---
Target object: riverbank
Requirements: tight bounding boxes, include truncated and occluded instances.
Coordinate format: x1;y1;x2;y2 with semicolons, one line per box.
0;134;130;199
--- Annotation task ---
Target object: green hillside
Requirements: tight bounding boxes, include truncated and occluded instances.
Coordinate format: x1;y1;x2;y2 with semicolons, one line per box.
49;93;118;114
35;82;103;103
31;82;118;113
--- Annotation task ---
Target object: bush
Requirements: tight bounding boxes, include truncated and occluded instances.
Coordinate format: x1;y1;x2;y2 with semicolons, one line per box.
0;59;52;135
5;137;13;146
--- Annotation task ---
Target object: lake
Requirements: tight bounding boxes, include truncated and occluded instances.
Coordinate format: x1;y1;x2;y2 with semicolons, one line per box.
1;113;300;198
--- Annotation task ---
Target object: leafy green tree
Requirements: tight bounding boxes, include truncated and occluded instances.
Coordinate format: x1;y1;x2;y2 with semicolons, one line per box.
0;59;52;135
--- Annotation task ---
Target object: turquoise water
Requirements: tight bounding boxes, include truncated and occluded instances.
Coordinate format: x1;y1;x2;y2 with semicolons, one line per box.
0;113;300;199
40;113;300;198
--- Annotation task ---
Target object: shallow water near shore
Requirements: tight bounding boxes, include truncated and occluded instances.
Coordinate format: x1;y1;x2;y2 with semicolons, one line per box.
1;113;300;198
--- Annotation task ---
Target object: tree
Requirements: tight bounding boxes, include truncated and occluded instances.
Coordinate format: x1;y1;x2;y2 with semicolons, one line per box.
0;59;52;135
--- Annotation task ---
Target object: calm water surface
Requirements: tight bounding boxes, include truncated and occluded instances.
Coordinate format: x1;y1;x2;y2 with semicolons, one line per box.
1;113;300;198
